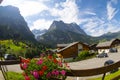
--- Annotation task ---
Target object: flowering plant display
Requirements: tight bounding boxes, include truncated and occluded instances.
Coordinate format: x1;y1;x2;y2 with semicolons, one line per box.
20;54;70;80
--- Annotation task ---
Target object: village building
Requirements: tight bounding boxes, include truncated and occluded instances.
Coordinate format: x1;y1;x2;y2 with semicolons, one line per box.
96;38;120;54
56;42;89;59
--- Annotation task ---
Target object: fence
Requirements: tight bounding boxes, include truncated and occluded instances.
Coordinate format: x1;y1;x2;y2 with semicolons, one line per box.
0;59;120;80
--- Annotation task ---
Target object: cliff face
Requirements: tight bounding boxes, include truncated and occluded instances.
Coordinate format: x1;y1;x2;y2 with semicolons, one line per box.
0;6;35;42
37;20;91;47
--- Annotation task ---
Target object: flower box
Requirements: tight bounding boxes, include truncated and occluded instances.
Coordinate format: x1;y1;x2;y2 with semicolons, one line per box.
20;54;69;80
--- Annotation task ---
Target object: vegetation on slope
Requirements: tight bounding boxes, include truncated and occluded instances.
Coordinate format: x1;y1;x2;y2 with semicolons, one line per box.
0;40;47;58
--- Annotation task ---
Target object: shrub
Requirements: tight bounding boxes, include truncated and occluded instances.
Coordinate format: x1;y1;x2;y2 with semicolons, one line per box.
77;50;90;60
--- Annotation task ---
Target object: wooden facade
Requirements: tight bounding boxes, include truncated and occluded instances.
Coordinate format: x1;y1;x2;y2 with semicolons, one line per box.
56;42;89;58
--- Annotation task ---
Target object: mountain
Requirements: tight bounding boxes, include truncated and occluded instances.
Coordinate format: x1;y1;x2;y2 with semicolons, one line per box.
49;20;86;35
37;20;92;47
98;31;120;41
36;20;120;47
0;6;35;42
32;29;47;39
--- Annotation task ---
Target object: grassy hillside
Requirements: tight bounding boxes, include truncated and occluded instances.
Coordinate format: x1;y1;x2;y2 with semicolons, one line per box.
0;40;47;58
0;40;27;57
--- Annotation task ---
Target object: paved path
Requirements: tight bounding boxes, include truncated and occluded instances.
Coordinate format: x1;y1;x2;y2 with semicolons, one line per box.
69;52;120;69
68;52;120;80
0;51;120;80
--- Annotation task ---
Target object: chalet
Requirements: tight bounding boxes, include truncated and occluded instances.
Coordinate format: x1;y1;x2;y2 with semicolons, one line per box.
56;42;89;58
96;38;120;53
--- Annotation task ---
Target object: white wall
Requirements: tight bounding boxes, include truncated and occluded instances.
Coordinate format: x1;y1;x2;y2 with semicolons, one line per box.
78;44;83;53
98;49;109;54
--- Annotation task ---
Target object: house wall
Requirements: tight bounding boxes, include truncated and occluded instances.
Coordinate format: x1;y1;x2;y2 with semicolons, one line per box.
78;44;83;53
111;39;120;47
98;49;109;54
57;43;89;58
97;39;120;54
57;44;78;58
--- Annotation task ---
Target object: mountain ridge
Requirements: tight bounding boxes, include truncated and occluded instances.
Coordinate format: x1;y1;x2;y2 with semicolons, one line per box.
36;20;120;47
0;5;36;42
37;20;92;47
48;20;86;35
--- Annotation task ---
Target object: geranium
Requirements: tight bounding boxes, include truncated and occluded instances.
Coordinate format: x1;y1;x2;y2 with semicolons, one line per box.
20;54;69;80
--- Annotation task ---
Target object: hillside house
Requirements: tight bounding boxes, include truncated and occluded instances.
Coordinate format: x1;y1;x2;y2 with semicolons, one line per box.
96;38;120;53
56;42;89;59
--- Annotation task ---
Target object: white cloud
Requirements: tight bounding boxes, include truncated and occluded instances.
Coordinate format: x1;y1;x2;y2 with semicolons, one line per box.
82;17;120;36
83;11;96;16
1;0;48;17
30;19;52;30
107;0;119;20
1;0;120;37
49;0;80;24
81;17;105;36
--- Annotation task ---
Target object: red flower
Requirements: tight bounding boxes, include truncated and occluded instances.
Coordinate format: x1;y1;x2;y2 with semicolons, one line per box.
42;65;47;71
25;59;30;63
39;70;44;76
25;75;30;80
48;55;52;59
21;58;30;63
53;59;58;63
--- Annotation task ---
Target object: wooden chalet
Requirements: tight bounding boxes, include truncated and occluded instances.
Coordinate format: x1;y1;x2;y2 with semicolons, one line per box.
56;42;89;58
96;38;120;53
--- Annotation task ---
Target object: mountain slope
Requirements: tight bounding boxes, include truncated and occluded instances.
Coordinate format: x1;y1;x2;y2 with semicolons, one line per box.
98;31;120;41
37;20;120;47
0;6;35;42
37;21;92;47
32;29;47;39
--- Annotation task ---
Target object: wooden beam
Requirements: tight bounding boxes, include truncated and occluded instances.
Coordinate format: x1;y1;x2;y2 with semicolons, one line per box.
0;60;20;65
66;60;120;77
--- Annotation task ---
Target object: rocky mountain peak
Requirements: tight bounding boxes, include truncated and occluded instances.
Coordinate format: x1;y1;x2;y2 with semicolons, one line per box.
48;20;86;35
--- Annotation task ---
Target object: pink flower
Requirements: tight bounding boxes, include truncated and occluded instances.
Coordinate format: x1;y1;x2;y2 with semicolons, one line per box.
60;70;66;76
33;71;39;79
23;63;28;69
25;75;30;80
46;72;51;78
36;59;43;65
51;70;59;76
58;62;63;67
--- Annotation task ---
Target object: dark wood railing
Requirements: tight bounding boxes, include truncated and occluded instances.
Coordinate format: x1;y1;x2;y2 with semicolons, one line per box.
0;59;120;80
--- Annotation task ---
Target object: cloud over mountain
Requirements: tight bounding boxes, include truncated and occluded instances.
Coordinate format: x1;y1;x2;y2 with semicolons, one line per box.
1;0;120;36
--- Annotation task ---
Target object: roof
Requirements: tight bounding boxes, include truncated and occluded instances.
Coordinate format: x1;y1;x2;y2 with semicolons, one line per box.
57;43;69;47
57;42;79;52
96;38;120;48
96;41;112;47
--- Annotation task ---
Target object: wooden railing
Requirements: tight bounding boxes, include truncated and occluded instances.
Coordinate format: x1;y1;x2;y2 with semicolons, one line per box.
66;60;120;80
0;59;120;80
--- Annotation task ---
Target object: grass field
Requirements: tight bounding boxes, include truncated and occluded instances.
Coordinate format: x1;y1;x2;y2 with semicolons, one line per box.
88;70;120;80
7;71;24;80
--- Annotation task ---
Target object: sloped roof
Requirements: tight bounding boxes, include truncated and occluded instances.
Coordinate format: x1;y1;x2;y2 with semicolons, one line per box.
96;38;120;48
96;41;112;47
57;43;69;47
57;42;79;52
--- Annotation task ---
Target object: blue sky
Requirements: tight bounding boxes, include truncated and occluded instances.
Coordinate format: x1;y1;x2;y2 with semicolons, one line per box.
1;0;120;36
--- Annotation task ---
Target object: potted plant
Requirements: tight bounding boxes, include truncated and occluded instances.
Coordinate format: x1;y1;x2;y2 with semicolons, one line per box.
20;54;70;80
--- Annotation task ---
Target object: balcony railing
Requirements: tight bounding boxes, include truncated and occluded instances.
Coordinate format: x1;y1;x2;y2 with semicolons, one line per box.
0;58;120;80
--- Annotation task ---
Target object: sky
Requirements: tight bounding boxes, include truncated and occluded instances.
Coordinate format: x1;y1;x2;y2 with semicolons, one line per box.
1;0;120;36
